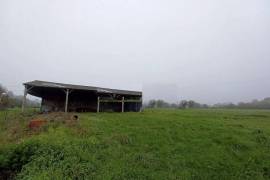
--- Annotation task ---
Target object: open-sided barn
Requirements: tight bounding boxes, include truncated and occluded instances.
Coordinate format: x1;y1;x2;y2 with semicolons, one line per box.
22;80;142;113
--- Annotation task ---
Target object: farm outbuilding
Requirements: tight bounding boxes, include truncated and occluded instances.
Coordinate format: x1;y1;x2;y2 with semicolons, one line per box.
22;80;142;113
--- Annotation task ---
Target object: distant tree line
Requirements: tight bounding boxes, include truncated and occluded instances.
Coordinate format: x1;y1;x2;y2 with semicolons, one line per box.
144;99;208;109
144;98;270;109
0;84;40;110
213;98;270;109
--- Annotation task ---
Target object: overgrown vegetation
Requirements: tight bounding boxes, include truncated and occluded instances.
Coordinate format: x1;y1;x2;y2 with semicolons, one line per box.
0;84;40;110
0;108;270;179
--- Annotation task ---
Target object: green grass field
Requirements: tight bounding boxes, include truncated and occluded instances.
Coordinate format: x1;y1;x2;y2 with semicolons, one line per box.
1;108;270;179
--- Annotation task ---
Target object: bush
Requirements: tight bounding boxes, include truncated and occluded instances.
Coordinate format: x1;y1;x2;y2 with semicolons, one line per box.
0;139;97;179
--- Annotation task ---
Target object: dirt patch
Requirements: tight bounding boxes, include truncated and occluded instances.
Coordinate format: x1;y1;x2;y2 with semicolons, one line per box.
3;112;80;142
28;119;47;130
34;112;78;122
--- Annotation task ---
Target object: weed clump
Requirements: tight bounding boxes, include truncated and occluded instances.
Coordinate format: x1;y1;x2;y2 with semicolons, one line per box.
0;139;97;179
111;134;132;145
252;129;270;147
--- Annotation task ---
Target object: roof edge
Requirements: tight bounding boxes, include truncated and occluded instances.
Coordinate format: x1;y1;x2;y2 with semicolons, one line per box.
23;80;142;96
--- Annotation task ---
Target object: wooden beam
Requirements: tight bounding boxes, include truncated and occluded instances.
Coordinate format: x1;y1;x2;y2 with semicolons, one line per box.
99;99;142;103
96;97;142;113
21;86;27;112
97;96;100;113
65;89;69;113
140;97;143;112
122;96;125;113
21;86;35;112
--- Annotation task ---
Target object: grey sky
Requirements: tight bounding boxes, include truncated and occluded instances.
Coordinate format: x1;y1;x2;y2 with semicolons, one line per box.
0;0;269;104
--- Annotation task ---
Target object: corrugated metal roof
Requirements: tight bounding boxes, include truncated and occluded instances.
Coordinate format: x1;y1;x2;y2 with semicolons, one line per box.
24;80;142;96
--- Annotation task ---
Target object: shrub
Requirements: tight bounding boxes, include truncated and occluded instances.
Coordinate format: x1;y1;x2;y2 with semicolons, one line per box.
0;139;97;179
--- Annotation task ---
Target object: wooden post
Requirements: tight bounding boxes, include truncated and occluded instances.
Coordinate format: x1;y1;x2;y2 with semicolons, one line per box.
122;96;125;113
140;97;143;112
65;89;69;113
21;86;27;112
97;96;100;113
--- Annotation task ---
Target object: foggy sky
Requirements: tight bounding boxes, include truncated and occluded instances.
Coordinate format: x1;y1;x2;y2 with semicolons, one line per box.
0;0;269;104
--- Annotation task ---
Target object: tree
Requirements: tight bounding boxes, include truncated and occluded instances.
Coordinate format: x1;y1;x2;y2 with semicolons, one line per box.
179;100;188;109
0;84;9;109
0;84;40;109
147;100;156;108
0;84;7;94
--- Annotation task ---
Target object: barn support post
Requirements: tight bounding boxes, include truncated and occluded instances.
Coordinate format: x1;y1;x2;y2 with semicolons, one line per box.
122;96;125;113
140;97;143;112
65;89;69;113
97;96;100;113
21;86;27;112
22;86;34;112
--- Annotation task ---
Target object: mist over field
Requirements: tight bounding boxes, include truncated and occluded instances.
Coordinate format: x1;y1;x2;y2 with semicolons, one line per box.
1;1;270;179
1;0;270;104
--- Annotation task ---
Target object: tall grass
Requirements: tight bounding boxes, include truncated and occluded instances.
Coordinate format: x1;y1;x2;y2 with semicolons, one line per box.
0;108;270;179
